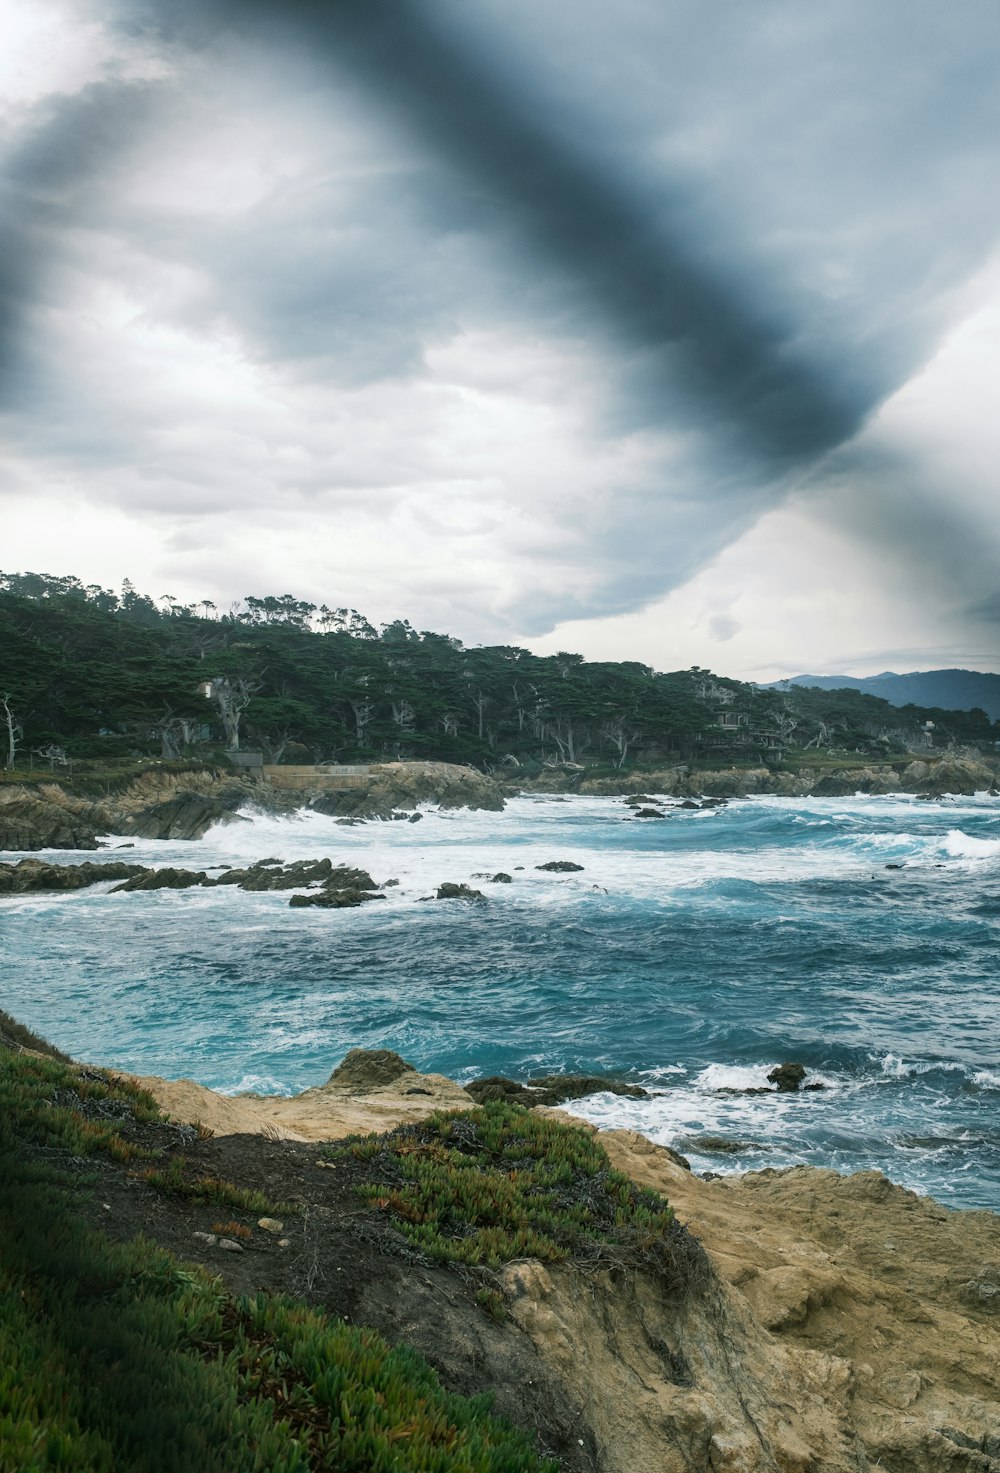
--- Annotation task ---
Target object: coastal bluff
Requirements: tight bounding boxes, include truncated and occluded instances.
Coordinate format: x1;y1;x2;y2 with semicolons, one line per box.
0;760;505;850
129;1056;1000;1473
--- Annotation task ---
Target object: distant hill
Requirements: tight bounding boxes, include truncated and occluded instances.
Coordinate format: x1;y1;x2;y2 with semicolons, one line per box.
771;670;1000;721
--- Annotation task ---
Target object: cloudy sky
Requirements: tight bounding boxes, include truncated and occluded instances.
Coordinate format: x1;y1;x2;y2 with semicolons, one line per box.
3;0;1000;678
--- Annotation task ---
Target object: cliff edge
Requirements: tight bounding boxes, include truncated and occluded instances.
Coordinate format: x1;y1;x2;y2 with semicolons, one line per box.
124;1062;1000;1473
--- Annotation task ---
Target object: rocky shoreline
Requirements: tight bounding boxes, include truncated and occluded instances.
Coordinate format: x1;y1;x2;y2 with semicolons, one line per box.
0;759;506;851
2;753;997;853
518;753;1000;799
7;1023;995;1473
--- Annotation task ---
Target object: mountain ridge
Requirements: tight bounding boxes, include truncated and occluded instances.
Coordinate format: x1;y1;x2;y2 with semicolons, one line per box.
769;668;1000;721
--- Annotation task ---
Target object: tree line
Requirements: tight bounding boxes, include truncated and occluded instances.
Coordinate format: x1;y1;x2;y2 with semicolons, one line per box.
2;570;997;772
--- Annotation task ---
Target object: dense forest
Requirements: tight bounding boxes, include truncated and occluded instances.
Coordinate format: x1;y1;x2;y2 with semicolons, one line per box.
2;571;998;773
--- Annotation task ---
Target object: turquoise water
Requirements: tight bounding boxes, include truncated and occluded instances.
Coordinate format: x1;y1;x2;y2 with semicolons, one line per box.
3;792;999;1207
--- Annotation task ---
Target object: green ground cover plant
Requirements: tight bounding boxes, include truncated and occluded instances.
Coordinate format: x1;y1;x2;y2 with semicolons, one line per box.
333;1102;676;1269
0;1050;161;1164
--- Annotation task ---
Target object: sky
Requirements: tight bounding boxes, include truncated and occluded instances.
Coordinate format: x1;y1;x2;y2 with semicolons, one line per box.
3;0;1000;679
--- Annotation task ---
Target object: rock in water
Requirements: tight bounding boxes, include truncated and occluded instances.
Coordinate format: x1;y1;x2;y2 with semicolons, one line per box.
435;882;486;900
111;868;208;892
465;1073;648;1107
535;861;585;872
0;860;145;894
767;1062;807;1092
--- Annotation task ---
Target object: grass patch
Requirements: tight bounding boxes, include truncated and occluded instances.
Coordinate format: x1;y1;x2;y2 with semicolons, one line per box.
0;1009;72;1062
138;1158;297;1218
332;1102;677;1270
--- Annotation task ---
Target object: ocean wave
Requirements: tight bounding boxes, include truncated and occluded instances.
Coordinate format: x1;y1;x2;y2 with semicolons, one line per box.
216;1073;295;1097
942;829;1000;860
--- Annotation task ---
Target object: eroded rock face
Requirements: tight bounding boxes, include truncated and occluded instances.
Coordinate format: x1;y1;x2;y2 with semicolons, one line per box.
309;761;506;820
120;791;247;841
0;794;103;851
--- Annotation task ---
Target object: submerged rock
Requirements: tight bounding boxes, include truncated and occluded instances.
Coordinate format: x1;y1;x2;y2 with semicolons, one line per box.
682;1135;763;1155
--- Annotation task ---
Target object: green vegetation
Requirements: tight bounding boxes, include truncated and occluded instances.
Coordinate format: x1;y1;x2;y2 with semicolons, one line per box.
0;1043;559;1472
5;569;994;774
139;1157;296;1219
0;1050;161;1165
334;1103;676;1270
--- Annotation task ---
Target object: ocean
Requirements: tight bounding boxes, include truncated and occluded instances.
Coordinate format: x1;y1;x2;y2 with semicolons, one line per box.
3;791;998;1208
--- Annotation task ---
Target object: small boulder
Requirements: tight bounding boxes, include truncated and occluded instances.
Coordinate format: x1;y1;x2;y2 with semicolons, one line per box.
633;808;666;819
491;872;513;883
535;861;584;873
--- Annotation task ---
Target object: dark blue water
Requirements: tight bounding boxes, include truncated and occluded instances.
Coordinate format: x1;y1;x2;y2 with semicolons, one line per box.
2;793;998;1207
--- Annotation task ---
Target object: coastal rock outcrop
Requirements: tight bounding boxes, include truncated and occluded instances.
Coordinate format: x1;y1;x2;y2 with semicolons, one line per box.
0;788;106;850
0;859;145;893
309;761;505;820
120;790;248;841
0;759;504;852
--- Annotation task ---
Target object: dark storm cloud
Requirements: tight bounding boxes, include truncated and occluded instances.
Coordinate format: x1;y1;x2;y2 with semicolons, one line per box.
0;79;158;402
155;0;870;472
6;0;1000;644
